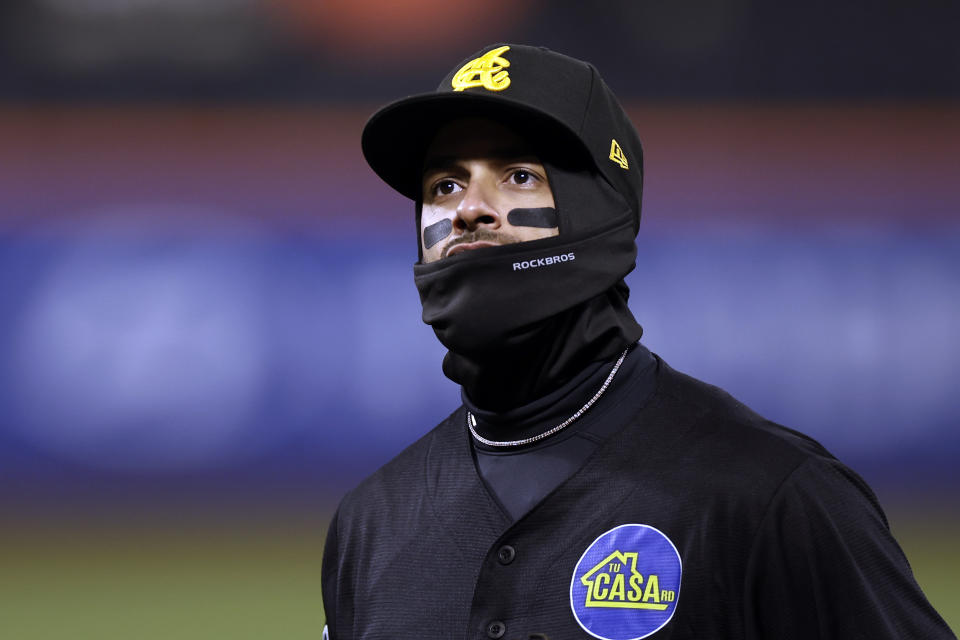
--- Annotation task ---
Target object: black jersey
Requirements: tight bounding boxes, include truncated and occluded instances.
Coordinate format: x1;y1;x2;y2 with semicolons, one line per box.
468;344;657;521
321;355;954;640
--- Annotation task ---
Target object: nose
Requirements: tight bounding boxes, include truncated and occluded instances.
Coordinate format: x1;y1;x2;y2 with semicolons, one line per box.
454;179;500;232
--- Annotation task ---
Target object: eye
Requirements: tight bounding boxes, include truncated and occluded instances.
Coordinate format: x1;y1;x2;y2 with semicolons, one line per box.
508;169;537;186
432;179;461;197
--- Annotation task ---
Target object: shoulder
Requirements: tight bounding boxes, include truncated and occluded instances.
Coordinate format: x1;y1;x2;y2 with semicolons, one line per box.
644;355;845;499
659;355;831;453
644;358;900;557
741;445;951;638
334;407;463;524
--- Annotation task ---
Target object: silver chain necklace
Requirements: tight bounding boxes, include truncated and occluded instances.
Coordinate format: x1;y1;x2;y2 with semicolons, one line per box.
467;348;629;448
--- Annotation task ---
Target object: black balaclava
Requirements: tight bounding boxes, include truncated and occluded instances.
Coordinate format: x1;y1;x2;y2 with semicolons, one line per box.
362;44;645;412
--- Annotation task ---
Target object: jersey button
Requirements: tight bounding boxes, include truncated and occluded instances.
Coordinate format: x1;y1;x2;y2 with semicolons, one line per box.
486;620;506;639
497;545;516;565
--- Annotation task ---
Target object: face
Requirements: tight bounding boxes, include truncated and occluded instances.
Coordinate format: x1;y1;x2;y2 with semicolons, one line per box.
420;118;558;263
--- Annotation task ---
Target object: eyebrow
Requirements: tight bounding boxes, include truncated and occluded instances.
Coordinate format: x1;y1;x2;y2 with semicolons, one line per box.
422;148;540;174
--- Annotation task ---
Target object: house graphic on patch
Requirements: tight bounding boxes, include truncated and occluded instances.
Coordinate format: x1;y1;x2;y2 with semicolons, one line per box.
579;550;672;610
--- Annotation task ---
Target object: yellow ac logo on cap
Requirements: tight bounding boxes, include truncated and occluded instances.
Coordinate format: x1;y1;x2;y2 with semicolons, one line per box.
609;139;629;170
451;45;512;92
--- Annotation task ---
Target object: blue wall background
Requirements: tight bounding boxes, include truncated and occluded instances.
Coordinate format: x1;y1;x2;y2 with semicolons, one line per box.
1;106;956;501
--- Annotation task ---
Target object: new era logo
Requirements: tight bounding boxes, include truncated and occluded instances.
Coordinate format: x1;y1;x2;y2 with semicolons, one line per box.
609;139;629;170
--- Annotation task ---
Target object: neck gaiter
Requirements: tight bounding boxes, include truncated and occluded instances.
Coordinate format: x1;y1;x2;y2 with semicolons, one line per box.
413;157;643;412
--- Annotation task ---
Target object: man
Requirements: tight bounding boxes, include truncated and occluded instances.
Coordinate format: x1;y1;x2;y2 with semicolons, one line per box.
322;44;954;640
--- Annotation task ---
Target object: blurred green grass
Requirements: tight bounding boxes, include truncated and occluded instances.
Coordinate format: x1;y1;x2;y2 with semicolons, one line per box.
888;511;960;634
1;508;955;639
0;518;326;640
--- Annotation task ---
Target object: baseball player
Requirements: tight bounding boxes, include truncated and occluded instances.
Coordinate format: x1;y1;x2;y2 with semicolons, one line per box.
321;44;955;640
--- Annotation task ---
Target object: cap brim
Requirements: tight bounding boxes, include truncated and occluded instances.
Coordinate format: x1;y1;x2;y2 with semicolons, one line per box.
361;91;588;201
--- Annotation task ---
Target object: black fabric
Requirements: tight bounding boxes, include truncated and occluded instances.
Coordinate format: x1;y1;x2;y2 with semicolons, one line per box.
340;43;955;638
362;44;645;220
413;215;636;355
320;507;341;639
321;357;955;639
415;145;642;411
469;343;657;521
369;43;647;412
440;284;641;412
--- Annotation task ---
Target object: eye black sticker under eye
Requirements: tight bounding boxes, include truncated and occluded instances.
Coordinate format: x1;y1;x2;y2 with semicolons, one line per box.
507;207;559;229
423;219;453;249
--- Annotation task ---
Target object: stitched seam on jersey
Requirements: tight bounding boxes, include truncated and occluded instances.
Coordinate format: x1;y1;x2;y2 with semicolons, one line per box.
492;350;664;527
654;377;718;416
474;463;515;521
577;431;605;444
322;504;343;639
426;407;510;559
741;456;816;632
424;410;471;558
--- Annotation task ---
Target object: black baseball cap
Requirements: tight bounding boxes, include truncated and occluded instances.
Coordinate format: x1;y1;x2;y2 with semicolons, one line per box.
361;43;644;228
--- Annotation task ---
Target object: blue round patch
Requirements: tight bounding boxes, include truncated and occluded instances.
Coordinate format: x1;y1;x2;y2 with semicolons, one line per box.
570;524;682;640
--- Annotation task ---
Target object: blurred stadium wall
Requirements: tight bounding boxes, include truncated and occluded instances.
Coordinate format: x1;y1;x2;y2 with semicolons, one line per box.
1;1;957;637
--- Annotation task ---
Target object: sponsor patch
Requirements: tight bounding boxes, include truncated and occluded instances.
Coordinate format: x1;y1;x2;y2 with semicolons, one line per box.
570;524;681;640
